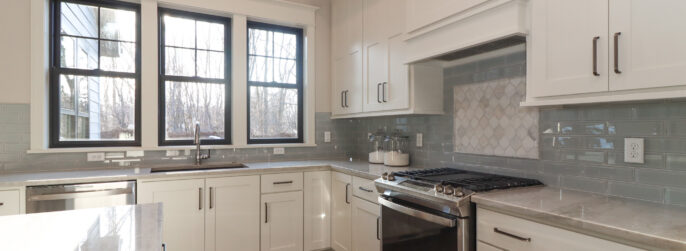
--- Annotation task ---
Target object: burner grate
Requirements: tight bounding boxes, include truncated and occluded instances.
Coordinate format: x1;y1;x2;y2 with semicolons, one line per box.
392;168;542;192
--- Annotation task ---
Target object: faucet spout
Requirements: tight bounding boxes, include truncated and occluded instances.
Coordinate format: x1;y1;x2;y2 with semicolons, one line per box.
195;122;210;165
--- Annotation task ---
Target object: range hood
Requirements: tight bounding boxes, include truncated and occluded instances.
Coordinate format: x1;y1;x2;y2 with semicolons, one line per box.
402;0;528;64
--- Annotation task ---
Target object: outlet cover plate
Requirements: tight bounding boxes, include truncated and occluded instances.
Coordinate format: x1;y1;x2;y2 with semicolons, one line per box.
624;138;645;164
324;131;331;143
273;147;285;155
87;152;105;162
416;133;423;147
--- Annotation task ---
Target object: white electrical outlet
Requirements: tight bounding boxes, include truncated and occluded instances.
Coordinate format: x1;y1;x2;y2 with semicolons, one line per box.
324;131;331;143
87;152;105;162
416;133;423;147
273;147;285;155
624;138;645;164
165;150;180;157
126;150;144;157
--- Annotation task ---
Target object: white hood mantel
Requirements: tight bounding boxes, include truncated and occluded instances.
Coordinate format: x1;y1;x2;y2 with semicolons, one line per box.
402;0;529;64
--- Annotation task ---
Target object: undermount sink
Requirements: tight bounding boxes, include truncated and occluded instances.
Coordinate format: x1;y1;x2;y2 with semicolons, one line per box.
150;163;247;173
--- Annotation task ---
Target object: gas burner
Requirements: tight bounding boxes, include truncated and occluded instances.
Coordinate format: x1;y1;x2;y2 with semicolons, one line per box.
392;167;542;192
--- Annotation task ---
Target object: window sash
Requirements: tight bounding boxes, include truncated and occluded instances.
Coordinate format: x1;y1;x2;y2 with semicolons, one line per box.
158;8;232;146
247;21;304;144
49;0;142;148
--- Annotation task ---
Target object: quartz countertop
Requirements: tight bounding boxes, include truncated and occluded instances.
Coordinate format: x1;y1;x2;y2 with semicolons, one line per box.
0;203;163;251
0;159;418;187
472;186;686;250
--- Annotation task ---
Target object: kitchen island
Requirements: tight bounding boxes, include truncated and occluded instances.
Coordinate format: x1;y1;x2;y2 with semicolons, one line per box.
0;203;163;251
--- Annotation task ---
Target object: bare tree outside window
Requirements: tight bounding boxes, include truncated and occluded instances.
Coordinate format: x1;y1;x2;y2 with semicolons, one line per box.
159;10;230;145
247;22;303;143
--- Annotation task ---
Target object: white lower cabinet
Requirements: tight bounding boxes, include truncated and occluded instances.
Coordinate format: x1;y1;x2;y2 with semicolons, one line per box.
261;191;304;251
138;176;260;251
0;189;21;216
351;197;380;251
304;171;332;251
138;179;206;251
205;176;260;251
477;207;644;251
332;172;353;251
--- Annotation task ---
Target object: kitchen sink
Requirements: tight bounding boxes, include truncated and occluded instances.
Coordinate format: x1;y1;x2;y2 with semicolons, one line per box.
150;163;247;173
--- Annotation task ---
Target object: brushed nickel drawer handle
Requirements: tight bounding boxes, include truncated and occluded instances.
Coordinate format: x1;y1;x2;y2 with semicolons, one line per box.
265;202;269;223
198;188;203;211
209;187;214;209
358;186;373;193
494;227;531;242
273;181;293;185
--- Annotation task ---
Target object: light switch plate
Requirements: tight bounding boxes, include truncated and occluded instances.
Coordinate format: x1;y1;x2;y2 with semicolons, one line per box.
624;138;645;164
87;152;105;162
324;131;331;143
273;147;285;155
416;133;423;147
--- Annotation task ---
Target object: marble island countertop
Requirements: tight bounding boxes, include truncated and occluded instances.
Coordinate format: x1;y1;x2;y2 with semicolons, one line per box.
0;159;415;187
472;186;686;250
0;203;163;251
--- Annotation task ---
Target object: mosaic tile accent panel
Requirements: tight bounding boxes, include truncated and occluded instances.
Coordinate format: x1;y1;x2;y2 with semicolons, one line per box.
453;77;539;159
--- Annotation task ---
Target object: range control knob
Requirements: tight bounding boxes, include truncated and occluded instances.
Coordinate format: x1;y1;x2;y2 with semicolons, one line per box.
454;191;465;197
387;173;396;181
443;185;455;196
434;184;444;193
381;172;389;180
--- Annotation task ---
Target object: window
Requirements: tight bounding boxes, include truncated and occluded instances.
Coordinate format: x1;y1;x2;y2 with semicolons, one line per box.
158;9;231;145
247;22;304;144
50;0;141;147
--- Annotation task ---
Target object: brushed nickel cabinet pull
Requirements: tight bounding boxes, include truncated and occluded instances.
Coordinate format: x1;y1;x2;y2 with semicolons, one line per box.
162;243;166;251
198;188;203;210
209;187;214;209
345;183;351;204
593;36;600;76
0;202;4;206
382;82;387;102
273;181;293;185
377;83;382;103
614;32;622;74
358;186;373;193
494;227;531;242
376;216;381;240
341;91;344;108
344;90;349;108
265;203;269;223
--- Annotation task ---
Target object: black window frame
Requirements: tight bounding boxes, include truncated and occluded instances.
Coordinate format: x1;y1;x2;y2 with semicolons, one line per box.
49;0;142;148
157;8;232;146
246;21;304;144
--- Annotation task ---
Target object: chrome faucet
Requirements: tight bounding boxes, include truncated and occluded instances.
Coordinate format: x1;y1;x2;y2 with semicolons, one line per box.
194;122;210;165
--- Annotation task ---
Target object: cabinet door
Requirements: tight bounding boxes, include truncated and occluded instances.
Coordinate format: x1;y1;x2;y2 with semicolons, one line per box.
351;197;380;251
205;176;260;251
261;191;304;251
609;0;686;91
530;0;609;97
0;190;20;216
138;179;206;251
331;172;352;251
304;171;332;251
332;53;363;116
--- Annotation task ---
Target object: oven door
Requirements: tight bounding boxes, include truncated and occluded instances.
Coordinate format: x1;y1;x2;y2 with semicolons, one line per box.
379;194;467;251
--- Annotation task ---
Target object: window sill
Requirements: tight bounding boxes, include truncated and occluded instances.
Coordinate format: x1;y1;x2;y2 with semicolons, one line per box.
26;143;318;154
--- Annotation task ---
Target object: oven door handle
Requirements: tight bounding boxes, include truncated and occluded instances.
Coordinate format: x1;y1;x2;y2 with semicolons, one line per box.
378;197;456;227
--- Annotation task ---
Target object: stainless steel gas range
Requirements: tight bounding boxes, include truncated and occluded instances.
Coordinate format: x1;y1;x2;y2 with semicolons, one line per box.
375;168;542;251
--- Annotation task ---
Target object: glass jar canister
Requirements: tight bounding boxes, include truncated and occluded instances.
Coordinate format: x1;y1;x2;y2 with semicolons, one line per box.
384;131;410;167
368;129;386;164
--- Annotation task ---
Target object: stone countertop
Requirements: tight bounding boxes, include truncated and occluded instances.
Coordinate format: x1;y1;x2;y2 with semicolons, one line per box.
0;203;163;251
0;159;417;187
472;186;686;250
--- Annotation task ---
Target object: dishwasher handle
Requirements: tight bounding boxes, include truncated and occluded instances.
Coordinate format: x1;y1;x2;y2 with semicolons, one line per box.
27;188;134;201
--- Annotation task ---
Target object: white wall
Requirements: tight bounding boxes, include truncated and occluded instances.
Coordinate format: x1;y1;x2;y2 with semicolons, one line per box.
0;0;331;112
0;0;31;104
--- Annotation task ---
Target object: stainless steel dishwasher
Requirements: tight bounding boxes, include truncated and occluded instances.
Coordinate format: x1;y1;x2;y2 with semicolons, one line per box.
26;181;136;214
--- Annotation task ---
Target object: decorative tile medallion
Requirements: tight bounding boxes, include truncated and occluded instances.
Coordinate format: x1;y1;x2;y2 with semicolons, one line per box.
453;77;539;159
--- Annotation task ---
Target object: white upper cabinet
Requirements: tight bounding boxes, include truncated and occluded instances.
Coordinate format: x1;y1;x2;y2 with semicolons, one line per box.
332;0;364;116
529;0;609;97
526;0;686;106
609;0;686;91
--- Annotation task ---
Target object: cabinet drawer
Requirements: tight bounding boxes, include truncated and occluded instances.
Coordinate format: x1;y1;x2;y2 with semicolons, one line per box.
0;189;20;216
352;176;378;204
261;173;303;194
477;207;643;251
